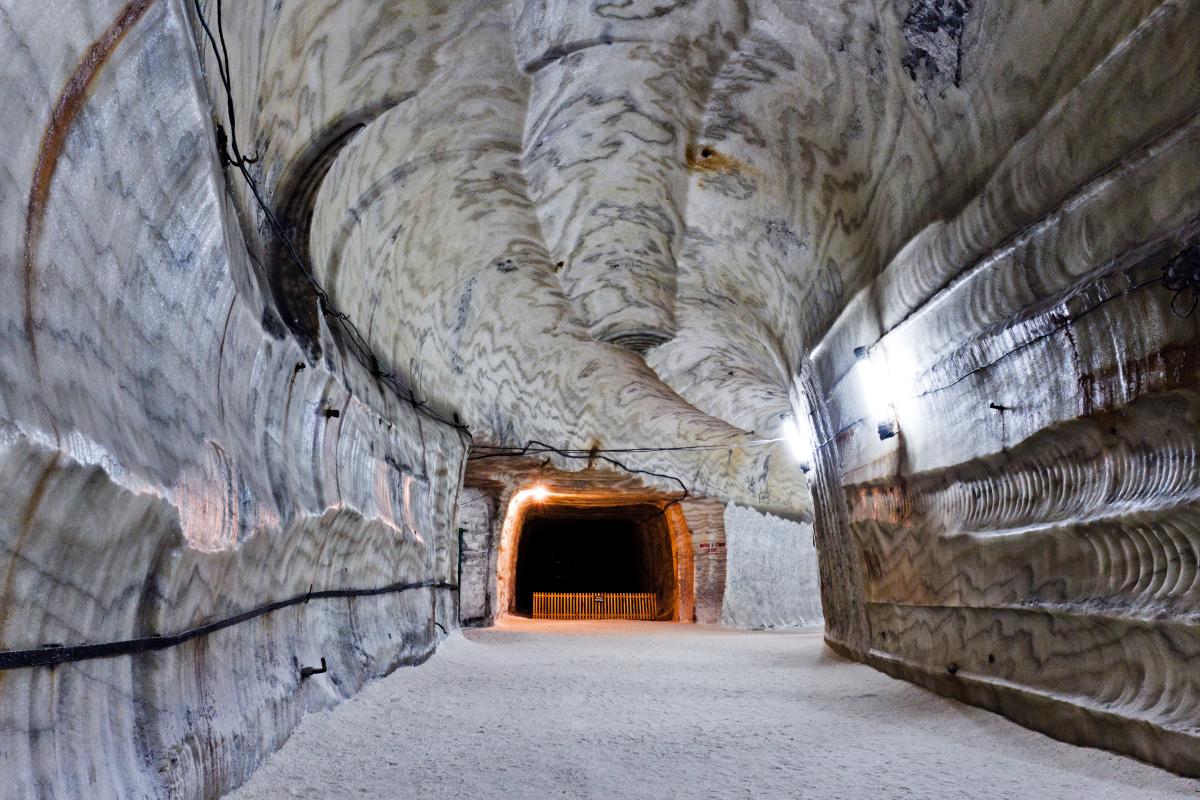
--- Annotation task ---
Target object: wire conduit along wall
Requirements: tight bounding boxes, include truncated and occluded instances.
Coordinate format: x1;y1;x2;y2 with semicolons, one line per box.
0;1;468;796
0;580;457;671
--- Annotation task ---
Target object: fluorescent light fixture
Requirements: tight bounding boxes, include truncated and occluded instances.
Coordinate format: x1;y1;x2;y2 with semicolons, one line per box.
782;415;813;472
855;346;902;440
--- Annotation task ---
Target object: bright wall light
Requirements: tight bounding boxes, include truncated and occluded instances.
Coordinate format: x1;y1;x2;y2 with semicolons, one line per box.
855;345;911;440
528;485;550;502
782;415;813;472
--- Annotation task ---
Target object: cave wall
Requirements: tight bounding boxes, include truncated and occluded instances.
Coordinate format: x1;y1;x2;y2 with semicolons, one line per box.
803;0;1200;777
722;503;823;629
0;1;465;796
457;486;498;627
3;0;1199;792
208;0;813;518
681;498;727;625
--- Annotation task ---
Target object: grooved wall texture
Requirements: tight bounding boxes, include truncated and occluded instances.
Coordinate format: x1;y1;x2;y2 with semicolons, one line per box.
457;487;497;626
681;498;728;625
2;0;1199;794
721;503;823;629
0;1;465;796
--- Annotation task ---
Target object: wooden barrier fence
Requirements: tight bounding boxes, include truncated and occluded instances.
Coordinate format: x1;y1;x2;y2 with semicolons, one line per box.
532;592;656;620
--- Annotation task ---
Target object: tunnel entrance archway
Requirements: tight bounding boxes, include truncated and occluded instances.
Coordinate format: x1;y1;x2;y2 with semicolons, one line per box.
513;506;675;617
495;488;694;622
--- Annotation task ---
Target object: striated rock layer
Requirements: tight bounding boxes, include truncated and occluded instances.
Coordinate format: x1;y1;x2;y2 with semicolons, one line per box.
2;0;1199;794
804;1;1200;776
1;1;464;796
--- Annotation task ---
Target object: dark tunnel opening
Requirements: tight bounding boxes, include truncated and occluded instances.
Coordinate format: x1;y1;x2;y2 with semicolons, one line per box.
512;506;678;619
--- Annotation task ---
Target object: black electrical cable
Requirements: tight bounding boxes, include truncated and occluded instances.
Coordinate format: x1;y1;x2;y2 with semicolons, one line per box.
191;0;468;435
470;437;783;457
0;580;457;671
468;439;691;513
190;3;794;509
1163;242;1200;318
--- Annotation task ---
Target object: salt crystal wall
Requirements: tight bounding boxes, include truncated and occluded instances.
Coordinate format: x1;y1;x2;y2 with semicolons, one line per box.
803;2;1200;776
1;0;1198;795
0;2;465;796
722;503;823;629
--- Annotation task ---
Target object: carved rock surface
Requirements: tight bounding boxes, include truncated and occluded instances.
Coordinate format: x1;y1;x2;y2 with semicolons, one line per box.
1;0;1198;794
1;2;462;796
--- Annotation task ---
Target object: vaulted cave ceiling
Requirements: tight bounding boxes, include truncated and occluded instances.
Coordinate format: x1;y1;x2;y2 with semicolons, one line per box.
204;0;1191;517
4;0;1200;793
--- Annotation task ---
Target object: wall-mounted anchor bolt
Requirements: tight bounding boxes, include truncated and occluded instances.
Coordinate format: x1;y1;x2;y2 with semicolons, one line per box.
300;657;327;679
322;408;341;419
989;402;1010;411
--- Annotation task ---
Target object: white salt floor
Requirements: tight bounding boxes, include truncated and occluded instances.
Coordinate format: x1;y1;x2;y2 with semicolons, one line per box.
229;620;1198;799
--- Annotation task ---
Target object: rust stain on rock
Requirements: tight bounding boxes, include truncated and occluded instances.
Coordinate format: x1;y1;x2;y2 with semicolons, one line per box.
0;453;63;655
685;143;752;175
23;0;157;370
1078;340;1200;418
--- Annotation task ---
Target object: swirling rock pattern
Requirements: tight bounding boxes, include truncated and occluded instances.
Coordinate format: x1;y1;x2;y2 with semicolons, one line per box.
1;2;462;796
2;0;1199;794
807;0;1200;777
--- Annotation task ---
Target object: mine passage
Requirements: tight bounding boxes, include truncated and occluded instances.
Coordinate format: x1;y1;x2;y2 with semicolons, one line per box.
512;507;677;619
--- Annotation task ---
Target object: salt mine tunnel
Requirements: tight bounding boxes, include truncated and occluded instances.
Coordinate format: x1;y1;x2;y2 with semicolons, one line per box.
2;0;1200;797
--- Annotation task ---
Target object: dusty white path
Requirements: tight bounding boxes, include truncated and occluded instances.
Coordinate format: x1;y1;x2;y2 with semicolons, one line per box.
229;620;1197;799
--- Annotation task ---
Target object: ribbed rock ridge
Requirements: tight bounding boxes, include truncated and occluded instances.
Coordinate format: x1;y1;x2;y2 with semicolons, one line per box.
1;0;1198;795
0;2;464;796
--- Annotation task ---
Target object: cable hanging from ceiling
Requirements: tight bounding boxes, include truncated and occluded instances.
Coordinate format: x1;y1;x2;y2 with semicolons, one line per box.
191;1;791;499
1163;241;1200;318
470;439;693;510
191;0;467;433
469;437;785;459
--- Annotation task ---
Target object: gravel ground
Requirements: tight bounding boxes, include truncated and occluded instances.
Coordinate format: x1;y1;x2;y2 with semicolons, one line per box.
228;619;1198;799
